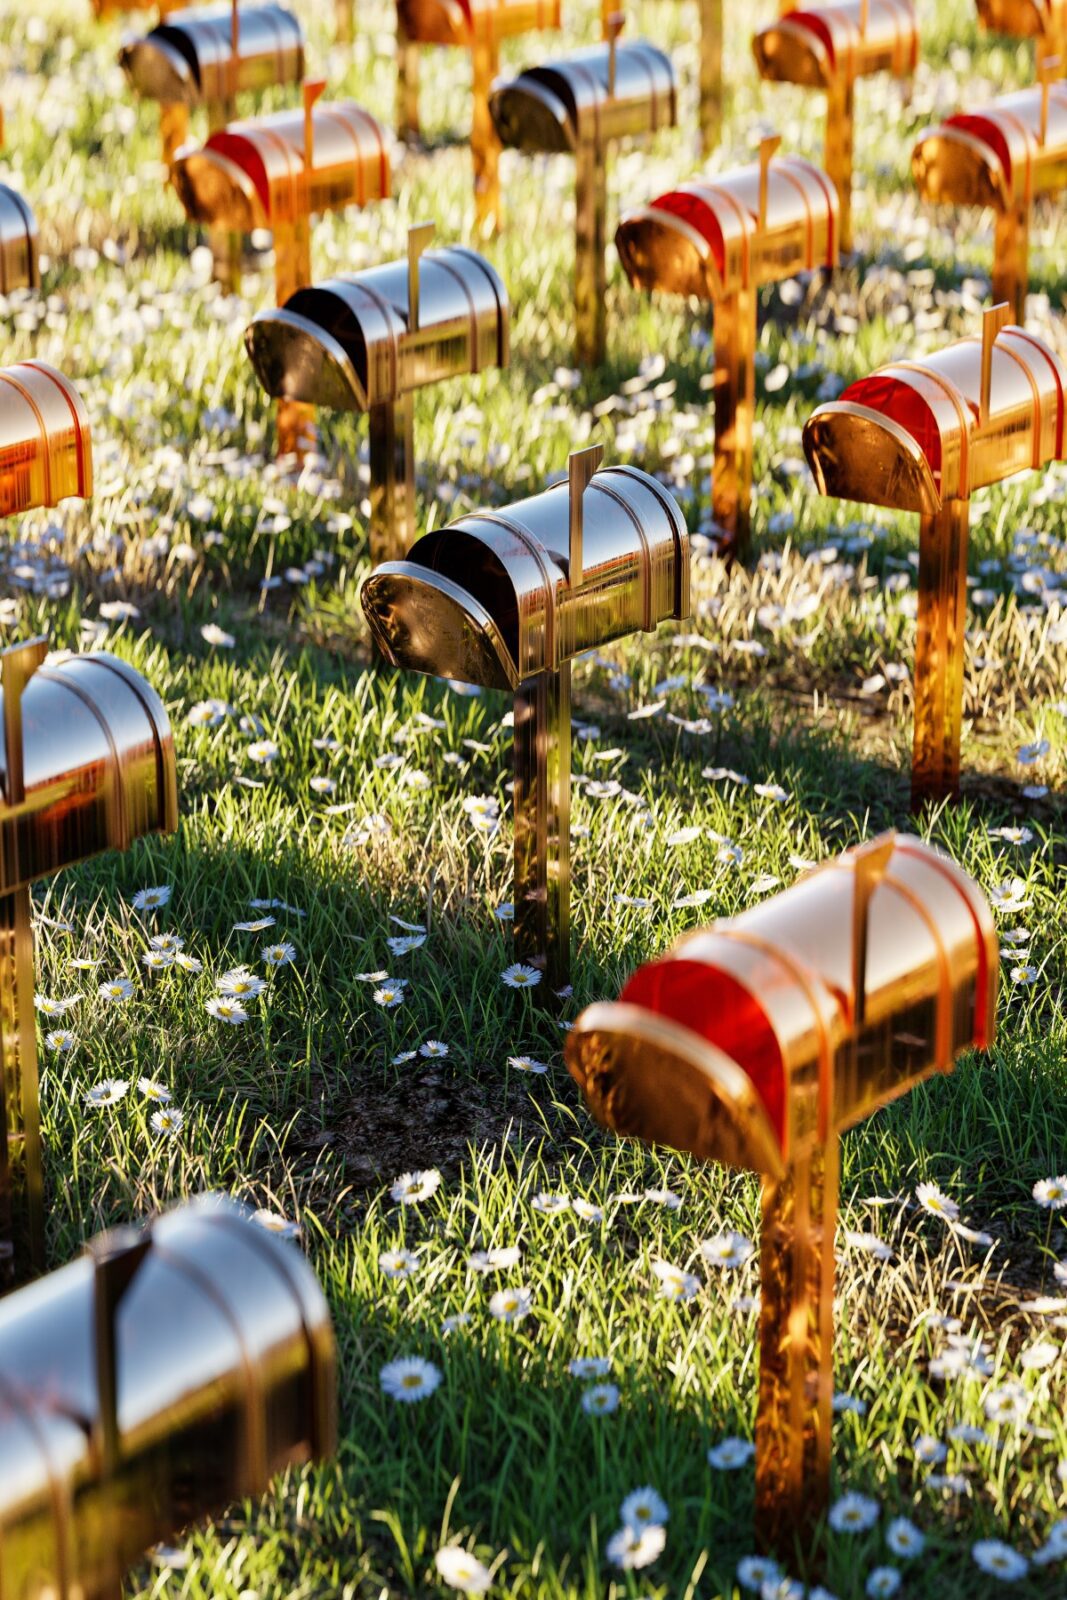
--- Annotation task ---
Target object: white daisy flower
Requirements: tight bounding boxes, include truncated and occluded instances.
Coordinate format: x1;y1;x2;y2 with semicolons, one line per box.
205;997;249;1024
651;1259;700;1302
531;1192;570;1214
643;1187;682;1209
252;1209;301;1239
45;1028;76;1052
434;1545;492;1594
707;1437;755;1469
85;1078;129;1107
218;969;265;999
865;1569;901;1598
373;984;406;1008
572;1198;603;1223
971;1540;1028;1581
379;1356;441;1403
827;1492;880;1533
885;1518;924;1558
468;1246;522;1273
175;953;204;973
142;949;175;971
149;933;184;952
151;1107;184;1136
390;1169;442;1205
620;1486;668;1531
138;1077;171;1102
508;1055;549;1074
98;978;135;1002
419;1039;449;1058
247;740;279;764
1034;1175;1067;1210
699;1231;755;1269
915;1182;959;1221
131;886;172;911
379;1249;420;1280
737;1556;780;1592
581;1383;620;1415
34;994;78;1016
568;1356;611;1379
604;1522;665;1571
263;941;296;967
501;963;542;989
488;1285;532;1324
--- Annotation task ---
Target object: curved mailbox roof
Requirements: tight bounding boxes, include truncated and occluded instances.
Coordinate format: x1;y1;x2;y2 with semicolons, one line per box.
0;185;38;296
753;0;918;89
360;464;689;689
616;154;838;300
975;0;1065;38
0;361;92;517
566;834;996;1173
803;323;1067;511
489;39;677;153
398;0;560;46
913;82;1067;210
119;2;305;106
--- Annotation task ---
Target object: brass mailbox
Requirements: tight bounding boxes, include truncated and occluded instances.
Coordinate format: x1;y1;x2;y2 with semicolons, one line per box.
0;186;38;297
566;832;996;1555
912;66;1067;323
490;29;679;364
0;362;92;518
975;0;1067;55
245;224;509;561
616;136;838;557
753;0;919;252
0;1194;336;1600
395;0;562;233
361;445;689;987
803;307;1066;805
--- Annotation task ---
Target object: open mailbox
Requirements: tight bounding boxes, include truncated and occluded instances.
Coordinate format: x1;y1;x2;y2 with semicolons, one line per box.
803;308;1067;804
246;224;509;560
490;30;678;364
912;68;1067;322
0;1195;336;1600
566;832;996;1553
753;0;918;252
361;445;689;987
0;186;37;297
616;137;838;556
395;0;562;232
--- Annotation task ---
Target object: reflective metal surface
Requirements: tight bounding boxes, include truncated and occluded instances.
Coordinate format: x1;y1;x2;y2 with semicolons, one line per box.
0;187;37;297
566;831;996;1555
490;34;679;363
361;447;689;984
976;0;1067;53
698;0;722;151
246;227;509;563
119;2;305;106
0;1194;336;1600
803;308;1067;804
0;363;92;518
753;1;918;251
616;141;838;555
912;69;1067;321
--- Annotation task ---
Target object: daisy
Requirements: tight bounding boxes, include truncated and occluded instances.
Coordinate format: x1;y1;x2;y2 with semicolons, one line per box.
247;740;279;764
846;1231;893;1260
419;1039;449;1058
700;1231;755;1269
604;1523;665;1571
309;776;336;795
971;1541;1028;1581
98;978;135;1002
34;995;78;1016
572;1198;603;1222
373;984;405;1008
252;1210;301;1239
263;942;296;967
218;969;265;999
737;1556;780;1591
828;1492;880;1533
643;1187;682;1209
434;1546;492;1594
131;886;171;911
149;933;184;952
488;1286;532;1324
707;1437;755;1469
531;1193;570;1214
651;1259;700;1302
501;963;542;990
390;1170;442;1205
142;950;175;971
865;1569;900;1598
1011;965;1038;985
915;1182;959;1221
568;1356;611;1378
234;918;275;932
393;1050;418;1065
1034;1175;1067;1210
462;795;500;821
379;1356;441;1403
468;1247;522;1273
175;953;203;973
833;1394;868;1416
886;1518;924;1558
85;1079;129;1106
581;1383;620;1415
913;1435;947;1465
205;997;249;1024
151;1107;184;1136
764;1581;805;1600
138;1077;171;1103
388;934;425;956
984;1383;1030;1424
621;1487;668;1531
45;1029;75;1052
508;1055;548;1074
379;1250;420;1280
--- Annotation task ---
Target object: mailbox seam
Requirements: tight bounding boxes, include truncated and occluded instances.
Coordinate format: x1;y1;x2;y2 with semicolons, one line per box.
35;666;129;846
0;370;53;505
0;1370;76;1596
426;250;481;375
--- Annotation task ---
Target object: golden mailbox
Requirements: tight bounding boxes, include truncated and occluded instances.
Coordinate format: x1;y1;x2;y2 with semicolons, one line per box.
400;0;559;47
912;76;1067;322
615;146;838;556
567;832;996;1554
803;313;1067;803
0;187;37;297
0;363;92;519
975;0;1067;50
753;0;918;252
490;36;679;365
0;1195;336;1600
119;2;304;107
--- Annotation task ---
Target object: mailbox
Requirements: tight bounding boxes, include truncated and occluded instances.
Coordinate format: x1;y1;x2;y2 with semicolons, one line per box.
0;185;38;296
566;831;996;1555
395;0;562;232
361;445;689;987
0;362;91;518
753;0;919;252
0;1194;336;1600
616;137;838;557
912;67;1067;322
803;307;1067;804
975;0;1067;54
490;29;679;364
246;224;509;560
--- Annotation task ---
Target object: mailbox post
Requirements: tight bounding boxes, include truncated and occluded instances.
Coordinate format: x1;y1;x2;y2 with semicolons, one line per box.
245;224;510;563
490;26;678;365
912;61;1067;324
360;446;689;987
395;0;562;234
172;82;392;458
0;1195;335;1599
566;832;997;1556
616;136;838;557
753;0;919;254
0;363;179;1287
804;307;1067;806
975;0;1067;57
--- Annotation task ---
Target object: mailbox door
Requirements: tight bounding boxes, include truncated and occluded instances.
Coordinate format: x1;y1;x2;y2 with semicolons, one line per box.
754;0;918;88
0;185;38;296
920;86;1067;208
0;362;92;517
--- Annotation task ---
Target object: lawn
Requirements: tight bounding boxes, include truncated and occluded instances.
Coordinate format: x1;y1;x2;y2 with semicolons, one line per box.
2;0;1066;1595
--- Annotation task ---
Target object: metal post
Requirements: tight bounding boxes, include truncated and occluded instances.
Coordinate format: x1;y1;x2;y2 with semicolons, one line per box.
574;138;608;367
513;664;571;991
911;499;970;809
396;29;421;141
755;1140;838;1559
471;36;502;236
207;97;243;295
993;198;1029;326
698;0;723;154
274;214;317;461
825;75;855;255
711;285;757;559
335;0;354;44
368;396;415;567
159;101;190;166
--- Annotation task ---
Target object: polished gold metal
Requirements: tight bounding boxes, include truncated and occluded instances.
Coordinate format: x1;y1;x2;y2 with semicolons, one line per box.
698;0;723;151
246;225;509;562
360;449;689;984
0;1194;335;1599
616;142;838;557
975;0;1067;56
912;63;1067;323
804;310;1066;805
753;0;918;252
491;34;679;364
0;185;38;297
566;832;997;1556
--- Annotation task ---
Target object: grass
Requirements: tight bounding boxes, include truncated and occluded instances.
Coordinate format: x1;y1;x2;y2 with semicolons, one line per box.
1;0;1066;1594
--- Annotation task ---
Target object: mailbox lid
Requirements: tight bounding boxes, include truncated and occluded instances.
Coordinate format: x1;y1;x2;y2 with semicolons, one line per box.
121;2;305;104
0;361;92;518
490;40;678;153
976;0;1062;37
753;0;918;88
913;86;1067;208
0;184;38;296
398;0;561;45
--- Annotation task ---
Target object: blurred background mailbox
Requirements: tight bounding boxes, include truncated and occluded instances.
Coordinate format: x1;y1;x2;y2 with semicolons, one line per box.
490;26;678;365
395;0;562;234
0;363;179;1288
0;185;38;296
359;445;689;988
975;0;1067;57
803;307;1067;807
912;63;1067;324
245;224;509;565
566;832;996;1555
615;135;838;558
753;0;919;254
0;1195;336;1599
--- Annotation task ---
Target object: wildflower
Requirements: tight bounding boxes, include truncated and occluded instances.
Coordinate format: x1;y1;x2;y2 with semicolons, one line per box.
1019;1342;1058;1370
442;1313;471;1334
764;1581;804;1600
984;1383;1030;1424
393;1049;418;1065
699;1231;755;1269
151;1107;184;1136
98;978;135;1002
390;1169;441;1205
142;949;174;971
971;1540;1029;1581
149;933;184;952
263;942;296;967
1034;1175;1067;1209
651;1259;700;1302
989;878;1031;913
85;1079;129;1106
34;995;78;1016
737;1557;781;1591
833;1394;868;1416
508;1054;548;1074
252;1210;300;1239
138;1077;171;1102
468;1247;522;1273
218;969;265;999
501;963;542;990
621;1487;668;1531
865;1569;900;1598
247;740;279;764
234;917;275;932
374;984;406;1008
828;1492;880;1533
532;1192;570;1214
379;1356;441;1403
643;1187;682;1209
205;997;249;1024
846;1231;893;1260
419;1039;449;1058
175;952;203;973
69;959;100;971
131;886;171;911
462;795;500;821
948;1424;990;1444
582;1383;620;1415
488;1286;533;1324
568;1356;611;1378
1011;965;1038;985
201;623;234;648
45;1029;75;1052
605;1523;666;1571
915;1182;959;1221
913;1435;947;1465
886;1518;924;1558
707;1437;755;1469
434;1546;492;1594
309;776;336;795
388;934;426;956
